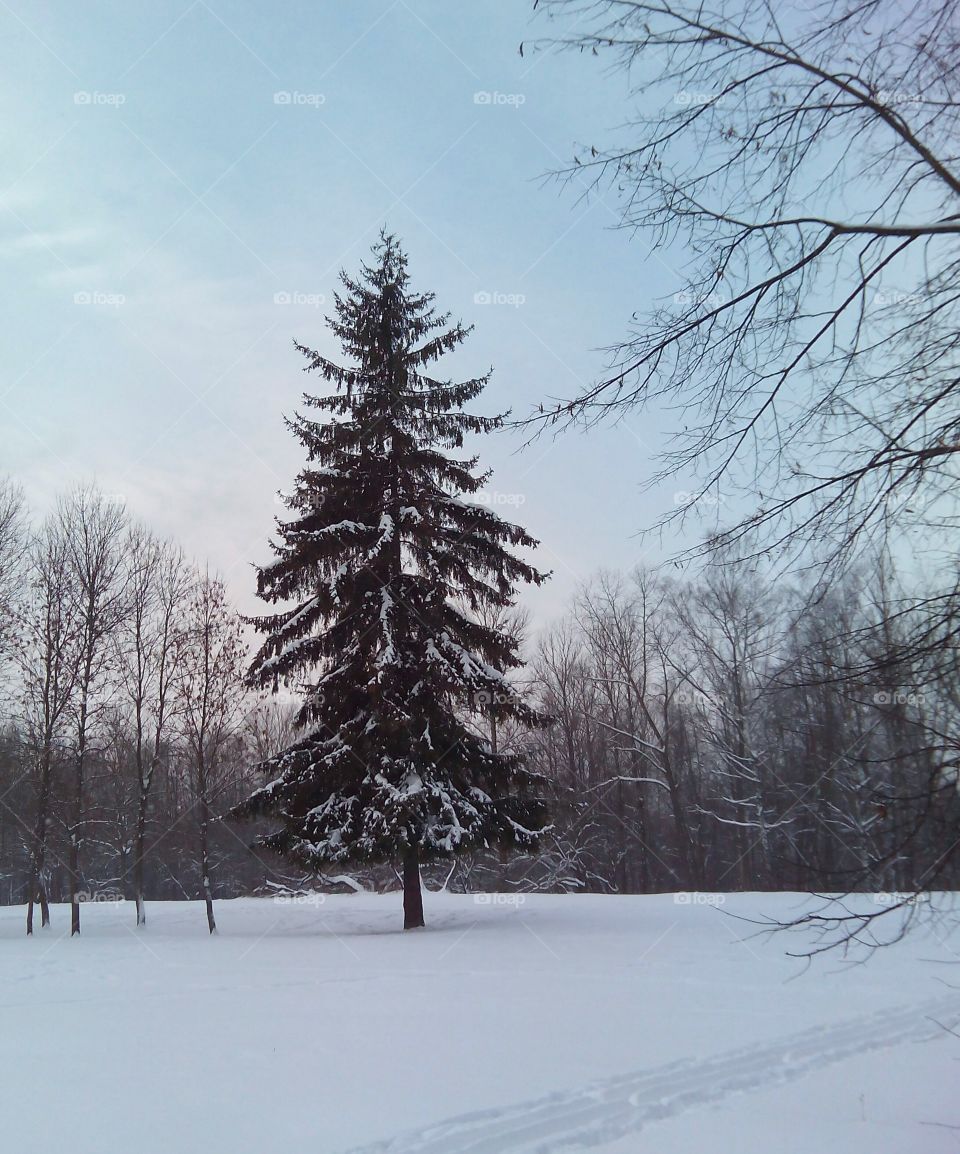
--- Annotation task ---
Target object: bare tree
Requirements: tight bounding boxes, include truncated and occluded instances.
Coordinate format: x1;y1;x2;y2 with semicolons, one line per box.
531;0;960;909
463;600;534;756
17;517;80;933
175;571;247;933
534;0;959;568
577;570;712;887
119;531;190;926
520;558;960;902
0;485;267;910
671;572;782;886
243;695;299;765
59;487;129;935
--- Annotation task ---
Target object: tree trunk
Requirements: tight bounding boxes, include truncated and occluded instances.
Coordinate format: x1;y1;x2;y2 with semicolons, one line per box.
27;882;50;935
403;844;424;929
198;759;217;934
203;889;216;934
69;674;92;937
68;829;81;936
134;786;149;927
199;813;217;934
27;750;53;935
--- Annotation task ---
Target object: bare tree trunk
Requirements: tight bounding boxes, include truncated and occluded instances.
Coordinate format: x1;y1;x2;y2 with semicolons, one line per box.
68;792;83;935
36;839;50;932
132;678;148;927
27;881;50;935
69;680;91;937
198;755;216;934
614;774;627;892
403;843;424;929
134;784;149;926
134;742;165;929
27;744;53;934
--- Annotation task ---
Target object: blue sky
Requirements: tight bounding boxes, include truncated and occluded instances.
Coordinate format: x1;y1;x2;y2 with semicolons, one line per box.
0;0;699;622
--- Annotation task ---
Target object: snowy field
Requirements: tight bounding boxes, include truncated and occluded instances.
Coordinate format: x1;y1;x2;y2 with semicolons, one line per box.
1;892;957;1154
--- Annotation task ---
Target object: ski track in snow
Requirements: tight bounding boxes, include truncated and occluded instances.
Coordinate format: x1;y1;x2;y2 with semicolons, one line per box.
346;995;959;1154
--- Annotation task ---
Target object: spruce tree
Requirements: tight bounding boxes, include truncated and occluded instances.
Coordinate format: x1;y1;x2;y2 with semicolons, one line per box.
235;234;549;928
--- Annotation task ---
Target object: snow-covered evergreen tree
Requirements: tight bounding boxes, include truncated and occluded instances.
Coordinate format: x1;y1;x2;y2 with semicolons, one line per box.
234;234;549;928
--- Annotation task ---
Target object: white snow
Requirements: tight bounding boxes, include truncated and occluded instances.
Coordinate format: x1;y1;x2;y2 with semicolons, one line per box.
0;892;957;1153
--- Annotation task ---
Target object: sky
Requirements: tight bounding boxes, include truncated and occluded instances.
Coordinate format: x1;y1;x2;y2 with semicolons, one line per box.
0;0;700;624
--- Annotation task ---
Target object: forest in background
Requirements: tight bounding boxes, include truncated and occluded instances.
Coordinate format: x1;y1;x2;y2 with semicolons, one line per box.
0;477;954;918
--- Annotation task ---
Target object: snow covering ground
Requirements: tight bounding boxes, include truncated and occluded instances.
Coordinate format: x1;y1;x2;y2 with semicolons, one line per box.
1;891;957;1153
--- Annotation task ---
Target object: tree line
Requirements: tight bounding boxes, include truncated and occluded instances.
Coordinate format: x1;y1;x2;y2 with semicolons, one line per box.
0;480;262;933
1;475;953;931
513;564;959;901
